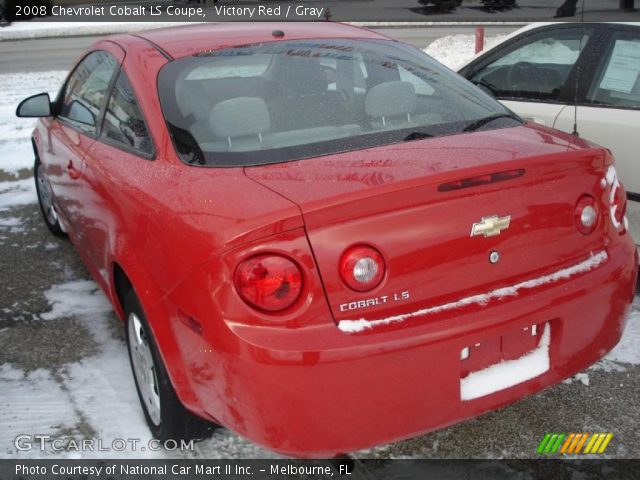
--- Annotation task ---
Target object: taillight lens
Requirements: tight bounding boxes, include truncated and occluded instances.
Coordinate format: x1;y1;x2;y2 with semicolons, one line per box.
611;180;628;231
234;254;302;312
339;245;385;291
574;195;598;235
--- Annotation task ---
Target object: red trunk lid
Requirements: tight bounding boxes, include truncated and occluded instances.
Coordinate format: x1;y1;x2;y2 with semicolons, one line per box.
244;125;607;327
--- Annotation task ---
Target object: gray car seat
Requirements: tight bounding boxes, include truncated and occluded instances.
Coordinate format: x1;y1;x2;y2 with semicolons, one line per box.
207;97;271;152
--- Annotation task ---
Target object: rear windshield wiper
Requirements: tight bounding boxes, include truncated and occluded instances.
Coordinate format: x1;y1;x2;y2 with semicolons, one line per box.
463;113;522;133
403;131;434;142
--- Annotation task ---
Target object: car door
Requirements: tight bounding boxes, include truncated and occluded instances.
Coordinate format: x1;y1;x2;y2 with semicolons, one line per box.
554;26;640;246
79;68;156;287
460;24;600;127
46;48;122;242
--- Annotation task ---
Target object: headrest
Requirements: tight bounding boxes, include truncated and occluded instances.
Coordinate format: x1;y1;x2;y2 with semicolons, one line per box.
209;97;270;138
365;81;416;118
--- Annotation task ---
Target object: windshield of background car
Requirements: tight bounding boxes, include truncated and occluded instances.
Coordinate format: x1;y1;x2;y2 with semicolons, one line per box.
158;38;521;167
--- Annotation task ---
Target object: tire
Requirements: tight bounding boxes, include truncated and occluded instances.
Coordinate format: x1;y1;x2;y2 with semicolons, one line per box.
124;290;214;441
34;157;65;237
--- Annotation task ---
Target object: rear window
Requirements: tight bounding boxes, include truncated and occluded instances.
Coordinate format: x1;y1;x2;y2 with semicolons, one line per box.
158;38;519;167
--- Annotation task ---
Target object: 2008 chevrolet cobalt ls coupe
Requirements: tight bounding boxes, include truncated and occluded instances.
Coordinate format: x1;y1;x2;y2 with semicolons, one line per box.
17;23;638;457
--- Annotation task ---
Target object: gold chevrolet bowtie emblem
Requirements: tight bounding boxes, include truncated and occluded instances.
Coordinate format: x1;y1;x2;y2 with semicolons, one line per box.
470;215;511;238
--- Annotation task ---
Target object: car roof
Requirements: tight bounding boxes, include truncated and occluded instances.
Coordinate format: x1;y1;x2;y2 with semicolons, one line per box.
132;22;392;59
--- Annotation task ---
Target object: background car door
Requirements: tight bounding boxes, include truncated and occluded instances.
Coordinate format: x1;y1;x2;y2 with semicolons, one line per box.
79;68;156;287
462;25;599;127
554;26;640;246
46;49;122;242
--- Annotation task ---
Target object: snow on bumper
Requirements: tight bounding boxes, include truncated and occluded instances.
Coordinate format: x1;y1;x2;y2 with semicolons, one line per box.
338;251;608;333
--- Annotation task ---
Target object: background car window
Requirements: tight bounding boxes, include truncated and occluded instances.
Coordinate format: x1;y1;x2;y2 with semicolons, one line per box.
59;51;118;132
586;32;640;110
469;28;591;101
101;71;153;155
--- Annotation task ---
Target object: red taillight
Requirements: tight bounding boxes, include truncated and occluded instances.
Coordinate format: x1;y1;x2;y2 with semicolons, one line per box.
339;245;385;292
234;254;302;312
611;180;628;230
606;165;628;234
574;195;598;235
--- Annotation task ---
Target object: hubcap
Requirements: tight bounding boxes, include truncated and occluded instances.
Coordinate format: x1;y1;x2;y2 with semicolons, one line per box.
36;164;58;226
127;313;161;426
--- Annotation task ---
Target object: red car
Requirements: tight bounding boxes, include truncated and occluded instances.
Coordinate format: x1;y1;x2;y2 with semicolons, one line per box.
17;23;638;457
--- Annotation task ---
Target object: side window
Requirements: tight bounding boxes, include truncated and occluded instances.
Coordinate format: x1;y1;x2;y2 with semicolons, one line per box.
101;71;153;156
468;28;591;101
59;51;118;132
586;32;640;109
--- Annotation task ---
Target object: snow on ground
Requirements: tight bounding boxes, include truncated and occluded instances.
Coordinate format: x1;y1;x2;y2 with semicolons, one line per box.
0;178;36;211
0;71;68;177
40;280;111;321
0;71;67;141
0;365;80;455
1;277;275;458
424;33;506;70
0;216;22;228
0;216;25;235
592;296;640;372
0;141;37;176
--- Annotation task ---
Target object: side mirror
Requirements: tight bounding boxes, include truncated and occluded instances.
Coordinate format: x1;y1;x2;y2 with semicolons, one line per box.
16;93;52;118
68;100;96;127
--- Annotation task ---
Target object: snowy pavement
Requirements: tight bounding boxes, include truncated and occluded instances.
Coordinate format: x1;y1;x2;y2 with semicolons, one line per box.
0;34;639;460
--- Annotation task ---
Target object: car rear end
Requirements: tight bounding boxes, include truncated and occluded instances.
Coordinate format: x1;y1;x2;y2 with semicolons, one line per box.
162;136;637;457
154;29;638;457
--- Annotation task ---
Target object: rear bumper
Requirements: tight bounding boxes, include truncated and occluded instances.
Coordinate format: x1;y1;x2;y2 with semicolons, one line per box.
173;240;638;457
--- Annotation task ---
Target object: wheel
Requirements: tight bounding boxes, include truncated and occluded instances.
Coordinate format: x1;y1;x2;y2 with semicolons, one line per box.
34;157;65;237
125;290;214;440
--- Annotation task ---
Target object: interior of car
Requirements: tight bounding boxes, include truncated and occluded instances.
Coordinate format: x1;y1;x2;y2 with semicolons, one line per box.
170;50;466;153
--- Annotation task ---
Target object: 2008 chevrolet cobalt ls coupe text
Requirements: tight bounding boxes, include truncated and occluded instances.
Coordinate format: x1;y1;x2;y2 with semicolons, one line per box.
16;23;638;457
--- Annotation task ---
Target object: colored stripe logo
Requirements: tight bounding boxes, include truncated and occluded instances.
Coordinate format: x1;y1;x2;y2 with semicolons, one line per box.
537;433;613;454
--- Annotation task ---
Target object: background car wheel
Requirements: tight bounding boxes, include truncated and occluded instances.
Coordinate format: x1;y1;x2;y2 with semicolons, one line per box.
34;157;65;237
124;290;214;441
